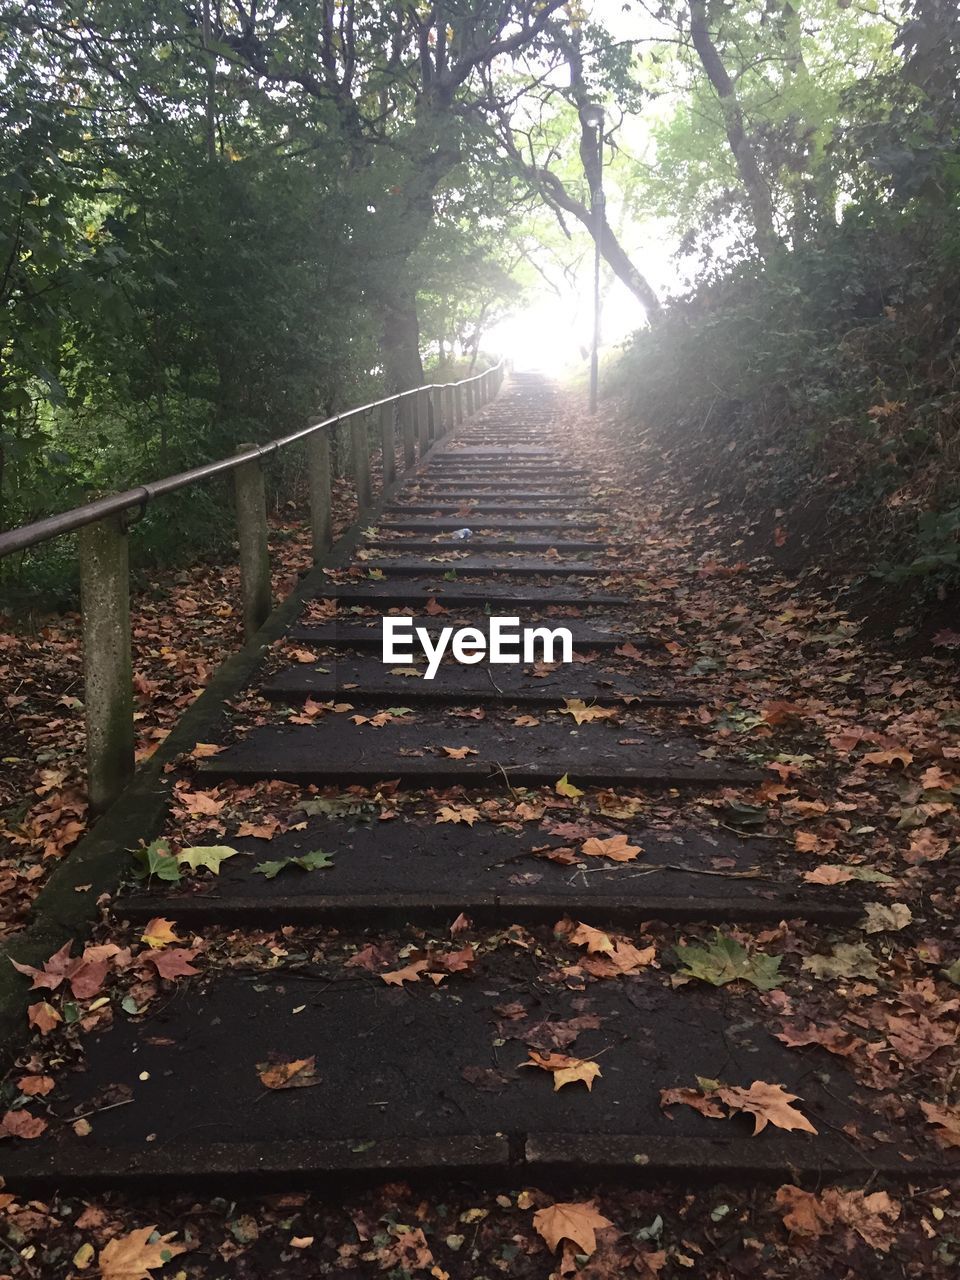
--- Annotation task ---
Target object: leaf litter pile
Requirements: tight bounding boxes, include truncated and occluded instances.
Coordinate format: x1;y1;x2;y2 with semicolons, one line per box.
1;390;959;1274
0;479;371;939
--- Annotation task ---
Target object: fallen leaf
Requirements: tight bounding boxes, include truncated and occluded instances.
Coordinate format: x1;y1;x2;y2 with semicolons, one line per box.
380;959;430;986
441;746;478;758
861;902;912;933
559;698;618;726
140;948;200;979
523;1050;602;1091
532;1201;614;1256
98;1226;190;1280
802;942;879;980
435;805;481;826
776;1185;901;1251
177;845;238;874
555;773;584;798
27;1001;61;1034
716;1081;817;1135
140;918;180;950
920;1101;960;1148
17;1074;54;1096
675;932;781;990
581;834;642;862
0;1109;47;1139
257;1057;321;1090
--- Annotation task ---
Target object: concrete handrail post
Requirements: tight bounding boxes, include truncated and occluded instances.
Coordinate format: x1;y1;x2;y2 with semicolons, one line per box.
455;384;464;425
351;414;372;510
445;385;454;434
380;401;396;487
78;511;134;812
234;445;273;640
431;386;442;439
466;381;475;417
401;394;416;469
307;429;333;560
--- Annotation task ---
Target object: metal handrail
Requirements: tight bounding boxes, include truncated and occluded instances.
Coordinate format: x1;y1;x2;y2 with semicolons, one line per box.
0;360;504;559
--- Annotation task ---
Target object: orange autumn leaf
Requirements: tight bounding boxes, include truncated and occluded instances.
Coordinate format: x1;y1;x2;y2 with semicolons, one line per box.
522;1050;602;1091
580;834;642;862
532;1201;614;1255
256;1057;321;1090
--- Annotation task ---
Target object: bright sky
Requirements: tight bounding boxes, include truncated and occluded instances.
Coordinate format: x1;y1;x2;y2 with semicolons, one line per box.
486;2;679;375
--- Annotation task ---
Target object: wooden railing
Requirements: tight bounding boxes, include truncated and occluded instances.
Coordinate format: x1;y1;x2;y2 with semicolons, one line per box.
0;361;506;810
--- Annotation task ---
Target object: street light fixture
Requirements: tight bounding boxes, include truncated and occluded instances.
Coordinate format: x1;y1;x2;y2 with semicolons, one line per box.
579;100;604;413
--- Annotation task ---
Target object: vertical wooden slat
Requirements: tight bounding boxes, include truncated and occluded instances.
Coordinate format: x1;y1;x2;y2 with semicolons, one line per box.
350;413;372;509
234;445;272;640
307;428;333;561
380;401;396;487
417;387;430;457
401;394;417;469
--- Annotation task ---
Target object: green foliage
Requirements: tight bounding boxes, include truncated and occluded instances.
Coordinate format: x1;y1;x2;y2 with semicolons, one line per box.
674;931;783;990
253;850;335;880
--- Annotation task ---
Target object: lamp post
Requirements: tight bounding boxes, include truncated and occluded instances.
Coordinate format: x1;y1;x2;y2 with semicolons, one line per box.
579;100;604;414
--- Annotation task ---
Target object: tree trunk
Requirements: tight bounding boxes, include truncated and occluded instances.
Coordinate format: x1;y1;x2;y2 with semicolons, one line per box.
689;0;780;259
380;289;424;392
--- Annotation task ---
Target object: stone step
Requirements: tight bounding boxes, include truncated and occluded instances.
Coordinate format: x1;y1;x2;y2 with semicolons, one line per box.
363;539;606;554
378;518;602;532
263;656;694;707
0;944;926;1191
354;559;618;577
286;620;654;651
199;716;759;788
313;581;629;608
118;816;859;929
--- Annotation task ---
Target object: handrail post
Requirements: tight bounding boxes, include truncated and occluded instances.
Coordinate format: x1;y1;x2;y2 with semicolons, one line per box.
417;387;430;458
432;386;443;439
466;380;475;417
78;510;134;812
350;413;372;509
380;401;396;487
234;445;272;639
401;394;416;470
455;383;464;425
444;385;454;434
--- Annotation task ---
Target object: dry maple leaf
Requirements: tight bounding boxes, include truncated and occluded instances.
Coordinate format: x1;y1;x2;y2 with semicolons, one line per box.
380;958;430;986
581;834;642;862
776;1185;901;1252
27;1001;61;1034
716;1081;818;1135
582;940;656;977
920;1101;960;1148
559;698;618;725
140;948;199;980
140;918;181;950
568;922;616;955
257;1057;321;1090
435;804;481;826
532;1201;614;1255
862;901;912;933
522;1050;602;1091
660;1086;725;1119
17;1074;54;1096
441;746;477;758
98;1225;190;1280
862;748;914;769
0;1109;47;1140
